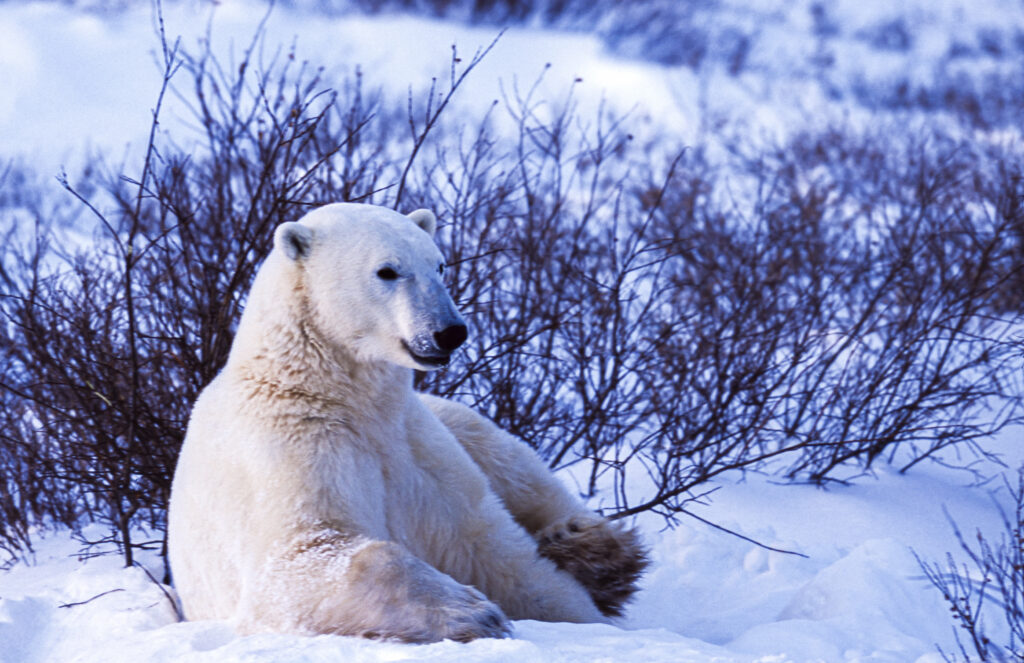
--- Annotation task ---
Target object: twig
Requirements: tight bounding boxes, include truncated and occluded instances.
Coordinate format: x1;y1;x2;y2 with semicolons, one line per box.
136;561;184;621
59;588;125;609
393;32;503;207
679;509;810;558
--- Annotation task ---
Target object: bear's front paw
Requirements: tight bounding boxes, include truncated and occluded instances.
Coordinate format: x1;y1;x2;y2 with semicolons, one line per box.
437;585;512;643
536;515;649;618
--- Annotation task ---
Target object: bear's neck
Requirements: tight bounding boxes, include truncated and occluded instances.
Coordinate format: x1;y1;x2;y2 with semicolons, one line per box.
228;279;411;422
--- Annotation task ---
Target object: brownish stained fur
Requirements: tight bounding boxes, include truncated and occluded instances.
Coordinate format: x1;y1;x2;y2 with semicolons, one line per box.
535;517;650;618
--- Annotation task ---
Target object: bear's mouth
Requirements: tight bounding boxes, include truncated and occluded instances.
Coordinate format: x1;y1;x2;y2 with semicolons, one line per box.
401;340;451;368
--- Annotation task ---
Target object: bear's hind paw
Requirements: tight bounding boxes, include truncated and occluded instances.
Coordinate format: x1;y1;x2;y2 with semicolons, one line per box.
536;516;650;618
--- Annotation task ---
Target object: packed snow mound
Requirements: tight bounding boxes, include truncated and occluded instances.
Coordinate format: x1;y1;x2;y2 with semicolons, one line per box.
0;528;735;663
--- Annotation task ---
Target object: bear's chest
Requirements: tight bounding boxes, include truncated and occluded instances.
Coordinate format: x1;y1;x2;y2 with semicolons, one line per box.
383;422;491;535
308;413;493;553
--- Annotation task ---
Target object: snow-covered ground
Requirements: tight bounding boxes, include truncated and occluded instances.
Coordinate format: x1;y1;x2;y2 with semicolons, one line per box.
3;434;1022;663
3;1;1024;661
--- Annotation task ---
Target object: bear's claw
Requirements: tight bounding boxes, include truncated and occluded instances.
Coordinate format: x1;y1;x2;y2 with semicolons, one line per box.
440;591;512;642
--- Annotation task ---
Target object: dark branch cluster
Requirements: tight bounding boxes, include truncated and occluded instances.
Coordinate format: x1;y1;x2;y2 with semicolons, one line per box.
919;470;1024;662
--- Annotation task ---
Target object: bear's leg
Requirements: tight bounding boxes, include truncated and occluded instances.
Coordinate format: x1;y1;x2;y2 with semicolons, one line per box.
421;396;649;619
443;512;613;626
536;515;650;618
240;530;511;643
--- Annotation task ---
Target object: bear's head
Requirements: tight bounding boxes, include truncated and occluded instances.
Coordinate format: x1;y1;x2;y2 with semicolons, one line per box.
273;203;467;371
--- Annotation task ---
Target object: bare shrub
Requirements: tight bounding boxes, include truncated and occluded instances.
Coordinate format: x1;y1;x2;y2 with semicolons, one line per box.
420;108;1024;520
605;129;1024;518
851;62;1024;131
1;17;1023;564
918;468;1024;662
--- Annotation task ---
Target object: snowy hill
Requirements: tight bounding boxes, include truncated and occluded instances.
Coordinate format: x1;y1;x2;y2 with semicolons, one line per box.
5;0;1024;173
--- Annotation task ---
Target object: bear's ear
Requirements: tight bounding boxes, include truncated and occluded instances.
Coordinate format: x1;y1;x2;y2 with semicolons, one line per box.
274;222;314;261
407;209;437;238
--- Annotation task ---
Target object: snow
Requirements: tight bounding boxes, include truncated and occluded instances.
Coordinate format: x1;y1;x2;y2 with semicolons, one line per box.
0;527;730;663
0;1;691;177
3;431;1022;662
3;0;1024;661
8;0;1022;177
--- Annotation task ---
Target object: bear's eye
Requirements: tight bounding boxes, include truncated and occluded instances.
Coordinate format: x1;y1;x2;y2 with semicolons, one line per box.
438;263;445;276
377;267;399;281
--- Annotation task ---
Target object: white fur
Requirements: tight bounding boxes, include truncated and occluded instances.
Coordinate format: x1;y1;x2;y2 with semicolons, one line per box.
167;203;606;642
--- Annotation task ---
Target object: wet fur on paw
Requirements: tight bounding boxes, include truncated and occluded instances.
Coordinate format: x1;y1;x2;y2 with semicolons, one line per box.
536;516;649;618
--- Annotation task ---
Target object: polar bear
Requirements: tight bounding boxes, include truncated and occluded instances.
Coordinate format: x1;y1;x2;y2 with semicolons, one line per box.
166;202;646;643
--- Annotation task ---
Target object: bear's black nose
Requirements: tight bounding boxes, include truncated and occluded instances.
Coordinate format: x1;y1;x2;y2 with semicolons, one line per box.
434;324;468;353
